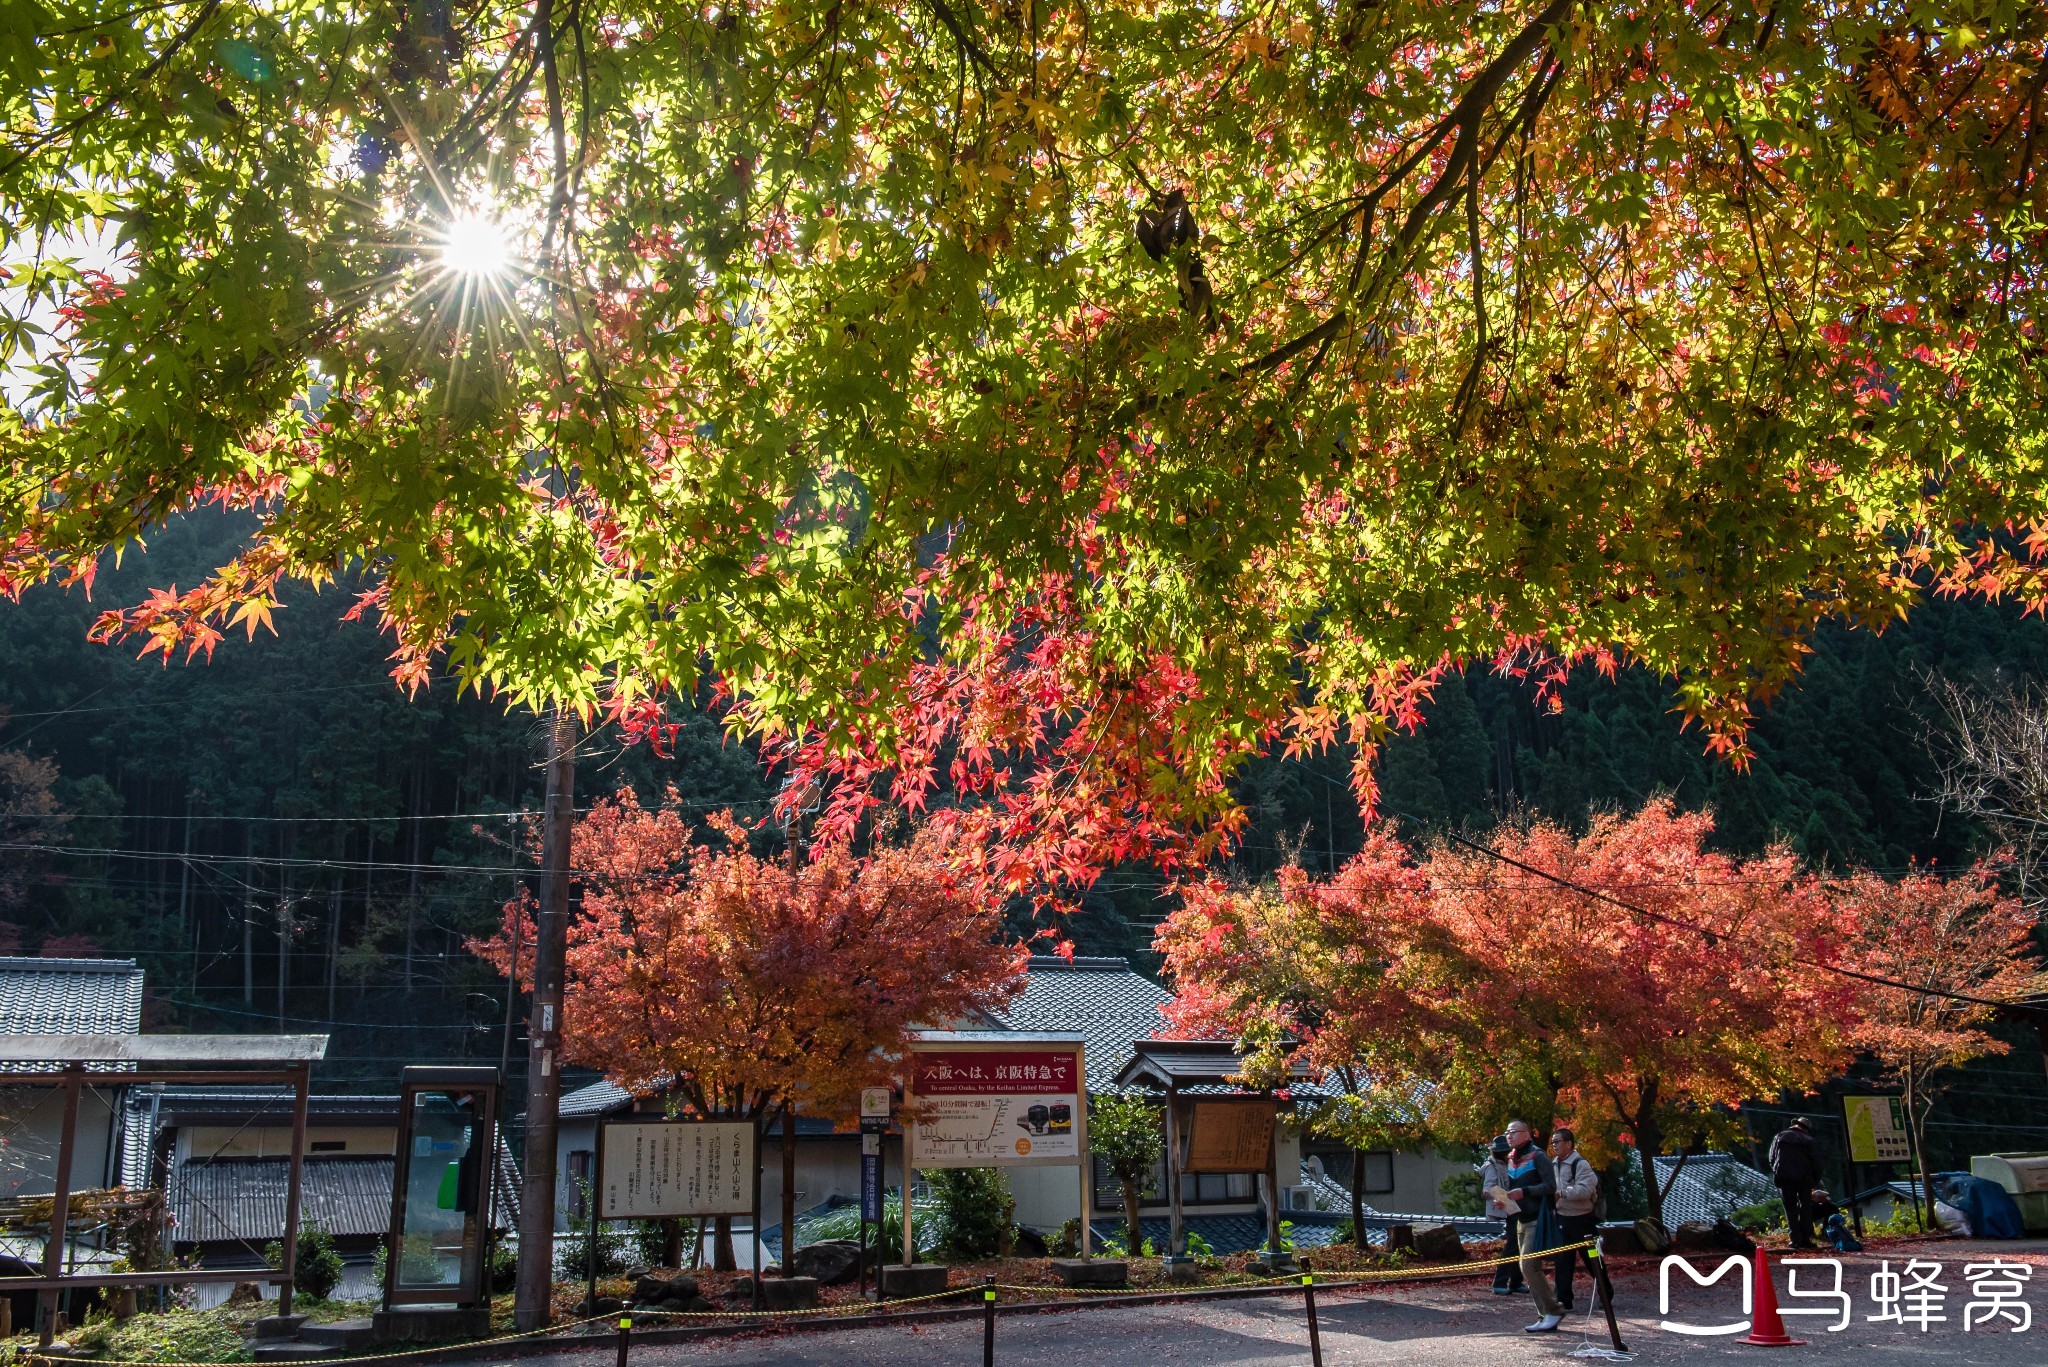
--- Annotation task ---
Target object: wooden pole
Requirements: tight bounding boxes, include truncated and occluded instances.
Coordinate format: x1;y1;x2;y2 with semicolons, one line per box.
781;1106;797;1274
1165;1085;1184;1257
278;1062;311;1318
515;709;578;1331
1075;1044;1090;1258
901;1098;916;1270
39;1065;83;1348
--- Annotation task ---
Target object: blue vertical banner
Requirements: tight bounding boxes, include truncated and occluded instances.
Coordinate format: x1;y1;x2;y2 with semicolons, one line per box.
860;1133;883;1221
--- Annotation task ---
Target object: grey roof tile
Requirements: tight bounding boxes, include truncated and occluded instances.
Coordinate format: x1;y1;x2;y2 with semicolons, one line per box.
0;957;145;1073
979;956;1173;1090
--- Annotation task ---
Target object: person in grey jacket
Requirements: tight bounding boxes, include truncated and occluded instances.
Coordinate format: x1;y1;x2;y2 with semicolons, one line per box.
1502;1119;1563;1331
1479;1136;1525;1294
1549;1128;1601;1312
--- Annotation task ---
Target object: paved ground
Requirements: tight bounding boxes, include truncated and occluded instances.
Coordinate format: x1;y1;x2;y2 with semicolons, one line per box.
515;1240;2048;1367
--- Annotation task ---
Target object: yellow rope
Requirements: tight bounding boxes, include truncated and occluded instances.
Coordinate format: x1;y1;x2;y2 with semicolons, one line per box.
26;1240;1603;1365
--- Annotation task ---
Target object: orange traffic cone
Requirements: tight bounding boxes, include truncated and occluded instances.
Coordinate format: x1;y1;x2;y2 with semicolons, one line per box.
1740;1245;1806;1347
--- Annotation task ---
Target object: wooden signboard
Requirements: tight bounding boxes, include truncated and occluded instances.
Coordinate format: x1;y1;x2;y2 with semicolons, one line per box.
1183;1099;1277;1173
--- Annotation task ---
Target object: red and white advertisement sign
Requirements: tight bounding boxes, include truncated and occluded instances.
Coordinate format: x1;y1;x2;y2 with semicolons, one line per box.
911;1050;1079;1095
907;1046;1083;1167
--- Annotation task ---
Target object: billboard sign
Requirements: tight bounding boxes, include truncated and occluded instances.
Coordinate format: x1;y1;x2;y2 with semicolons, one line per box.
1183;1099;1278;1173
1843;1095;1912;1165
597;1119;755;1219
906;1045;1083;1167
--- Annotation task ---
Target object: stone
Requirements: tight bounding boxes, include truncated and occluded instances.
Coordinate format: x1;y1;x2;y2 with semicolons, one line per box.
295;1319;378;1351
1412;1224;1467;1262
252;1314;310;1340
570;1296;627;1318
1385;1223;1415;1253
788;1240;863;1287
1050;1258;1128;1288
1161;1255;1200;1285
371;1307;492;1342
758;1276;819;1310
1595;1222;1642;1256
879;1263;952;1298
1011;1227;1050;1259
634;1273;699;1302
1253;1249;1298;1274
1670;1218;1754;1254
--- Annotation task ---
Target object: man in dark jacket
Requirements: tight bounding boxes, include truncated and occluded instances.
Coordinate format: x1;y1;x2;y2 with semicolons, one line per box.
1502;1119;1563;1332
1769;1118;1822;1249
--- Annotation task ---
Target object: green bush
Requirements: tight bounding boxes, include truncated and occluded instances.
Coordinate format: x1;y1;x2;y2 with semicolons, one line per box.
799;1191;941;1258
264;1222;344;1301
1439;1172;1484;1217
928;1167;1015;1260
1729;1197;1786;1234
71;1308;250;1364
554;1180;634;1279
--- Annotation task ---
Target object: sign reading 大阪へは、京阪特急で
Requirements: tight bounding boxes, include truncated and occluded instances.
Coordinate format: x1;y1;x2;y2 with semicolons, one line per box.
907;1047;1082;1166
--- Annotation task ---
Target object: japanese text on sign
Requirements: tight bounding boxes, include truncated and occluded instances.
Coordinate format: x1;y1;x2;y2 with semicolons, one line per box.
598;1120;755;1219
907;1046;1083;1167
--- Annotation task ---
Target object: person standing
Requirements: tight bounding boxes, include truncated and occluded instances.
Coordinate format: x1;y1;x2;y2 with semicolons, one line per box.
1549;1128;1601;1313
1501;1118;1563;1332
1480;1136;1525;1295
1768;1117;1822;1250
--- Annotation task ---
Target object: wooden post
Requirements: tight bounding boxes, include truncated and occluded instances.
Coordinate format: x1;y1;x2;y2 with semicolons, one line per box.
1075;1044;1090;1259
1265;1105;1283;1258
901;1120;915;1269
781;1106;797;1274
750;1115;764;1310
1165;1084;1185;1257
278;1061;311;1317
39;1064;83;1348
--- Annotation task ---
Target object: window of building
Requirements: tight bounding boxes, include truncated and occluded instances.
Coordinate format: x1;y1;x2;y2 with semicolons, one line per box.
567;1149;593;1218
1094;1155;1256;1209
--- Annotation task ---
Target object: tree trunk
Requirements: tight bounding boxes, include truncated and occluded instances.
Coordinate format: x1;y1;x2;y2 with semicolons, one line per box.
1633;1085;1666;1230
713;1215;737;1271
1905;1072;1933;1232
661;1219;682;1270
1121;1180;1142;1256
1350;1147;1367;1246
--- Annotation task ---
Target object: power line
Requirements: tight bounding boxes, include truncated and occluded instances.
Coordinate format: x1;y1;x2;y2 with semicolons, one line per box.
1411;816;2047;1022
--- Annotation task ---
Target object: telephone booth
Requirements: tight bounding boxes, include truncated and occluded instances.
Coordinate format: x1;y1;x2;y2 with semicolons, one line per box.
383;1067;500;1317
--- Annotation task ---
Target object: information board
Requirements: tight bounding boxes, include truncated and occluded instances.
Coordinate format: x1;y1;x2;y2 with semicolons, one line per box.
907;1047;1083;1166
597;1119;755;1218
1183;1099;1277;1173
1843;1095;1912;1165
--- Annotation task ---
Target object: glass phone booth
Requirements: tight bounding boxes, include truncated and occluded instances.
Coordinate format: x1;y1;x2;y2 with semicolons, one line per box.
383;1066;500;1311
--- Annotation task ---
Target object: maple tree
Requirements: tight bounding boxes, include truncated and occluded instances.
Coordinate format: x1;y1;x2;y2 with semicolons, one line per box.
1836;864;2047;1227
1159;800;1864;1228
470;791;1025;1264
4;0;2046;891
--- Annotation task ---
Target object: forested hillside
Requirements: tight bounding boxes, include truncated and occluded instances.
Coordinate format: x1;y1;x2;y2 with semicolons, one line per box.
3;516;2045;1169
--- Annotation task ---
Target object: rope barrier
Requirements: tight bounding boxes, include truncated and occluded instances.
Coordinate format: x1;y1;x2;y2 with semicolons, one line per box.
20;1313;620;1367
21;1239;1604;1366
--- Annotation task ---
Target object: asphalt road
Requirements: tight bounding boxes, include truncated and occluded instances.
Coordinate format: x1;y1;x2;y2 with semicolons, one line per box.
515;1241;2048;1367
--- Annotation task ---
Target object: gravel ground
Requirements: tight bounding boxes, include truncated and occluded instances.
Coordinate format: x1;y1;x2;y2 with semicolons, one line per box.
502;1238;2048;1367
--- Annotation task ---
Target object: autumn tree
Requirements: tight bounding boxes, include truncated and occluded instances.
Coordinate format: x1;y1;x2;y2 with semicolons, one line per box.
1161;801;1863;1229
1428;804;1861;1228
1157;836;1488;1243
473;791;1024;1266
6;0;2047;895
1836;865;2048;1227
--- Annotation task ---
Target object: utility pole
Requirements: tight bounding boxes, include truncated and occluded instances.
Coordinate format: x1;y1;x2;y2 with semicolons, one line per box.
515;709;577;1330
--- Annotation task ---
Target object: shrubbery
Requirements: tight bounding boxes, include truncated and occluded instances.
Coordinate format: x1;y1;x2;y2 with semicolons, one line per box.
263;1222;344;1301
928;1167;1015;1260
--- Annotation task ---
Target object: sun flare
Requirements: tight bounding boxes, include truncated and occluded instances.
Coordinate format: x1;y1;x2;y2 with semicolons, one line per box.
440;210;516;280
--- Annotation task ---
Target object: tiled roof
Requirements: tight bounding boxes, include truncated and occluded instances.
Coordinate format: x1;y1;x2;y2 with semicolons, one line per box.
1652;1152;1777;1228
979;957;1173;1090
170;1146;521;1247
560;1078;635;1119
0;958;144;1072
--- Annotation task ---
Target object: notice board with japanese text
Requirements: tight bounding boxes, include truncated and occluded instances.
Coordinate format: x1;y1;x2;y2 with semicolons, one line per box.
597;1119;755;1218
